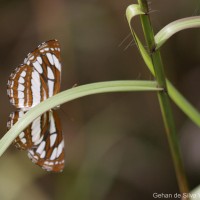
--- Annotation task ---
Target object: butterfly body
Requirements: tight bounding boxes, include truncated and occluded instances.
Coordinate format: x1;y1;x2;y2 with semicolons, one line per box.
7;40;65;172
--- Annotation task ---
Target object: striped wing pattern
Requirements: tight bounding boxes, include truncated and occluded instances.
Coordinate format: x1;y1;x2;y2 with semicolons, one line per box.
7;40;61;109
7;40;65;172
28;110;64;172
7;110;49;150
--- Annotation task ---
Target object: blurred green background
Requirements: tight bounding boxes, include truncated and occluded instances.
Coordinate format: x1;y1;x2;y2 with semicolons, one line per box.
0;0;200;199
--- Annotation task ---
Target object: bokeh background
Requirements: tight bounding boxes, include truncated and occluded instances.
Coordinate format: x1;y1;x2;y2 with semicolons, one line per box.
0;0;200;199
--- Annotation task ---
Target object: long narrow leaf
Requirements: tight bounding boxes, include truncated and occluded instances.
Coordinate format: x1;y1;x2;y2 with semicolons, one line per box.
0;80;161;157
155;17;200;49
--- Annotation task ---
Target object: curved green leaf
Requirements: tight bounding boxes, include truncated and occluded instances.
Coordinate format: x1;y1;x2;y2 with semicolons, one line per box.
155;16;200;50
126;4;145;24
126;5;154;73
0;80;161;157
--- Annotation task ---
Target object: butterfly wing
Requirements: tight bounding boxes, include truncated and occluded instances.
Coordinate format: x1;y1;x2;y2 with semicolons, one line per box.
28;110;65;172
7;40;64;172
7;111;49;150
24;39;61;97
7;39;61;109
7;65;48;109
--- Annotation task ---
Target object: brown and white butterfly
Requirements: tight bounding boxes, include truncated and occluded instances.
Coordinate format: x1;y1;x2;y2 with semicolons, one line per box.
7;40;65;172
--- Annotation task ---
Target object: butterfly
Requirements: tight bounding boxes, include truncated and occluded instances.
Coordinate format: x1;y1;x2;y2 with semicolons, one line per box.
7;40;65;172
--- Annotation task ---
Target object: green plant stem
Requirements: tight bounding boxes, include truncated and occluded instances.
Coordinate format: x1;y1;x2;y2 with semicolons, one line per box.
138;0;189;196
127;4;200;127
0;80;161;157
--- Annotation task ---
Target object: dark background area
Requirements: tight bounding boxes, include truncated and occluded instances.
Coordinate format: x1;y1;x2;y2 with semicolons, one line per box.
0;0;200;199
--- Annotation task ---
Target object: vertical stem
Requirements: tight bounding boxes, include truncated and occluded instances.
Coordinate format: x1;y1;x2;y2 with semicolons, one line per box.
138;0;189;197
